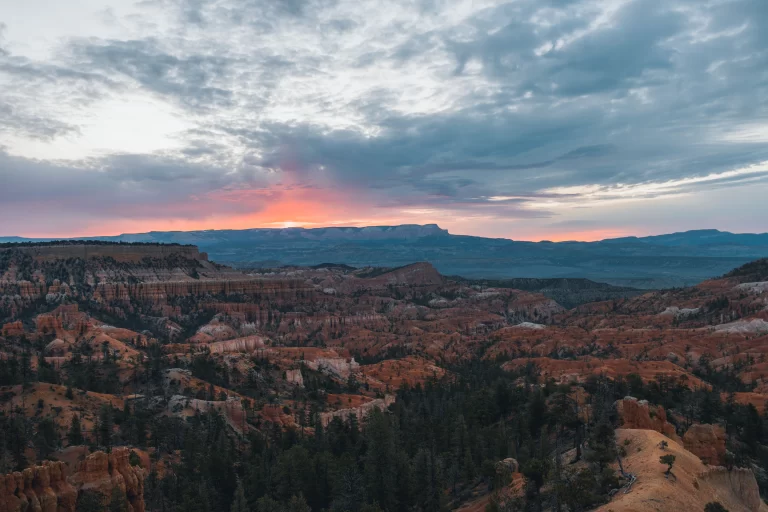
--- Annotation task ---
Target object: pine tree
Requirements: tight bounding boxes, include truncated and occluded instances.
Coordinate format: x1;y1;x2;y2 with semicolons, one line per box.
585;420;617;471
363;409;398;511
287;495;311;512
68;414;84;446
231;478;248;512
20;351;34;389
109;487;128;512
99;405;114;449
78;491;105;512
35;417;59;460
660;454;676;478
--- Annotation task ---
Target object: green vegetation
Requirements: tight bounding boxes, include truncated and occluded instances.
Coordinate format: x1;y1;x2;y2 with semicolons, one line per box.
660;454;676;478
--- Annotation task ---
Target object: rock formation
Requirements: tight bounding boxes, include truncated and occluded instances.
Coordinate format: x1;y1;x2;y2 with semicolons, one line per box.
0;448;144;512
683;423;727;466
285;369;304;387
94;278;313;305
305;357;360;379
70;448;146;512
0;461;76;512
320;395;395;426
616;396;682;443
1;320;24;337
208;335;266;354
167;395;247;433
696;466;763;511
12;243;204;263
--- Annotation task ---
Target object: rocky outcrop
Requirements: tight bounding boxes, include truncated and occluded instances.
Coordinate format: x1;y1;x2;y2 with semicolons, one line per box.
374;262;444;286
0;461;76;512
259;404;297;428
94;278;313;304
616;396;681;443
336;262;444;294
305;357;360;379
320;395;395;426
167;395;247;433
3;281;47;301
495;458;519;474
209;303;274;324
208;335;266;354
1;320;24;337
70;448;146;512
684;423;727;466
696;467;763;511
12;244;204;263
0;448;144;512
285;369;304;387
35;305;88;336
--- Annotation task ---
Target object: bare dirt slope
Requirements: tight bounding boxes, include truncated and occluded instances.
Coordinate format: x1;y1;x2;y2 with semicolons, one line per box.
598;429;768;512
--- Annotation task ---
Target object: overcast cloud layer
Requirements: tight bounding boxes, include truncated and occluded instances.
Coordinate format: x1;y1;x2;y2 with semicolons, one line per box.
1;0;767;240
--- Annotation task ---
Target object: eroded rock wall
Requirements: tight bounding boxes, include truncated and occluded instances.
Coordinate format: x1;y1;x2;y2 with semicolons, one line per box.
0;448;144;512
696;467;763;512
616;396;682;443
70;448;146;512
0;461;76;512
320;395;395;427
684;423;727;466
13;244;204;263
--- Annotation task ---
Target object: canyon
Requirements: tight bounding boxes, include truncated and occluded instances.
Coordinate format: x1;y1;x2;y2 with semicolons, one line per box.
3;242;768;511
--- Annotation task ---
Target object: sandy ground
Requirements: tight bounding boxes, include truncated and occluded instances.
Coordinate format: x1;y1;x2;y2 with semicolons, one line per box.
598;429;768;512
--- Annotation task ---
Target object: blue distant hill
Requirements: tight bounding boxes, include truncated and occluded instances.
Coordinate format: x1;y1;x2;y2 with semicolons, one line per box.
4;225;768;288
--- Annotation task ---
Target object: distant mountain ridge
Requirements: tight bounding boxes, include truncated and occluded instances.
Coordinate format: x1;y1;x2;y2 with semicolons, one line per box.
3;226;768;288
604;229;768;247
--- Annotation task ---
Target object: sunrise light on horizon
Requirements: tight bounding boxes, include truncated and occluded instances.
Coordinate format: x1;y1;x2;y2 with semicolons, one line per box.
2;0;767;240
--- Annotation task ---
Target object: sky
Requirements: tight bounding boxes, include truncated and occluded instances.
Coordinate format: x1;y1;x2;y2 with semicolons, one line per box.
0;0;767;241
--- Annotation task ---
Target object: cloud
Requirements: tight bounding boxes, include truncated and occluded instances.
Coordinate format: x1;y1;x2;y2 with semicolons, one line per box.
0;0;767;238
71;38;234;111
0;101;80;140
0;149;271;224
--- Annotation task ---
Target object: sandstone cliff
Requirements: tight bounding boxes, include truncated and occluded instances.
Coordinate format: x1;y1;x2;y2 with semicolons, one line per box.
94;278;313;304
684;423;728;466
12;243;204;263
616;396;682;443
208;335;266;354
0;447;145;512
0;461;76;512
70;448;146;512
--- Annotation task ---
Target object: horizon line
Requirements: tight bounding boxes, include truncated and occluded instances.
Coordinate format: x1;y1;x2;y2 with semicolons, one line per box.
2;224;765;245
